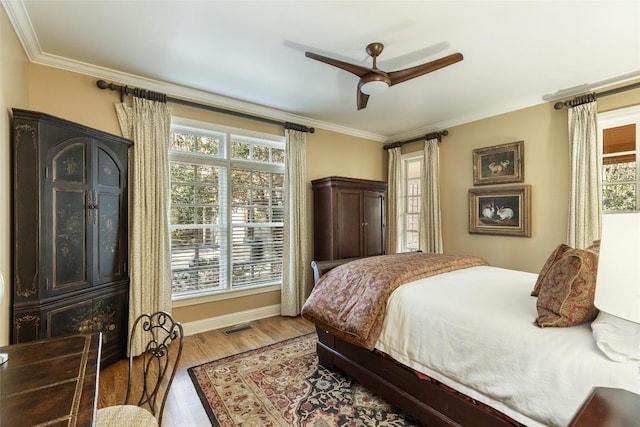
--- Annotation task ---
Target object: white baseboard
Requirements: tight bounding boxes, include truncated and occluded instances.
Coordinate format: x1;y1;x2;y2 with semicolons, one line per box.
180;304;282;336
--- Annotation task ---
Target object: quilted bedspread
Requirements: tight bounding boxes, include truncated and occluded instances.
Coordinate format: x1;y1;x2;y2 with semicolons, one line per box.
301;252;488;349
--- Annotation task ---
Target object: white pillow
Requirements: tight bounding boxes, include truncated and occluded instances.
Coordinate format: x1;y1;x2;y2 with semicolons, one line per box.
591;311;640;363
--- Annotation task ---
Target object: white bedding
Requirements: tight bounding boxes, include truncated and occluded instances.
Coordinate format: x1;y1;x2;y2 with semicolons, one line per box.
375;266;640;427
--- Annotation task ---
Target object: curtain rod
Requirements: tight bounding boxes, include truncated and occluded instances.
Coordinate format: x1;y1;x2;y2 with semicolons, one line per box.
96;79;315;133
553;81;640;110
383;130;449;150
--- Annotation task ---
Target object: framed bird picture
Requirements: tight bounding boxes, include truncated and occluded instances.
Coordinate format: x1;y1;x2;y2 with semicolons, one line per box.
472;141;524;185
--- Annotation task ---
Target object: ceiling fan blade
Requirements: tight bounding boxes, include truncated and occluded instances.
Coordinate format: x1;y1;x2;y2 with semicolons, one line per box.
388;52;463;86
357;90;370;110
305;51;372;78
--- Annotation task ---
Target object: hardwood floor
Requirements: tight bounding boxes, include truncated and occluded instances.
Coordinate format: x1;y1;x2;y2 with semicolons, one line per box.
98;315;316;427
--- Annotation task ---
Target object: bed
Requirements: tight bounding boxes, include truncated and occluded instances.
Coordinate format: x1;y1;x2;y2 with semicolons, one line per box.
301;252;640;427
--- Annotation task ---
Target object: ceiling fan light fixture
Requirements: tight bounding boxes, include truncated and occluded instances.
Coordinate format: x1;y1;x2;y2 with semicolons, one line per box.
306;41;462;110
360;80;389;95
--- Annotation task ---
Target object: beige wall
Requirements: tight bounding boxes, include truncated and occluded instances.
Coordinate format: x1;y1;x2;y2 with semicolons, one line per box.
1;6;30;346
29;66;123;135
441;102;569;272
400;88;640;273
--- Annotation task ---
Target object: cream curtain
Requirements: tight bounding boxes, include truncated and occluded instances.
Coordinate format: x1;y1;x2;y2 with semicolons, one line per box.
419;138;443;253
386;147;402;254
281;129;309;316
567;100;602;249
115;97;172;356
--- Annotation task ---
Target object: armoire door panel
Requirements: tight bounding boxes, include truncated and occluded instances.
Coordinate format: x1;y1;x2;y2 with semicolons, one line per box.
97;192;124;281
52;142;86;183
47;138;91;294
47;285;126;341
363;191;385;257
96;147;122;188
47;297;94;338
52;188;88;290
92;285;129;365
336;190;363;259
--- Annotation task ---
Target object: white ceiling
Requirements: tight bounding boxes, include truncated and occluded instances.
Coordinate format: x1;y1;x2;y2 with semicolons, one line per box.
3;0;640;142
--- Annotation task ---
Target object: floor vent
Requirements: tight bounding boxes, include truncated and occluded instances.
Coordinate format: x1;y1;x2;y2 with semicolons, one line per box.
222;323;253;336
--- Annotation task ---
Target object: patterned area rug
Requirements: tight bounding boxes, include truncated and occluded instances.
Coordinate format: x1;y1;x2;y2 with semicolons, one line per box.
188;333;419;426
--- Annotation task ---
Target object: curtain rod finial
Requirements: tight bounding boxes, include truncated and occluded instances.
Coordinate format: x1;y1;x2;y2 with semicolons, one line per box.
554;101;566;110
96;80;109;90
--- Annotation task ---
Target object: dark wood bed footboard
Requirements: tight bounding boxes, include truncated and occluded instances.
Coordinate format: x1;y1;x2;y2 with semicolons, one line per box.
310;253;422;284
311;257;362;284
315;327;521;427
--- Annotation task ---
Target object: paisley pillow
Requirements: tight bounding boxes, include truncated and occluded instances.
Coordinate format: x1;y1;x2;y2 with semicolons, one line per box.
531;244;572;297
535;248;599;327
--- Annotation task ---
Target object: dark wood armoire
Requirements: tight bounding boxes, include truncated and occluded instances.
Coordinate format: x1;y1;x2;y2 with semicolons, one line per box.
311;176;387;261
11;108;131;367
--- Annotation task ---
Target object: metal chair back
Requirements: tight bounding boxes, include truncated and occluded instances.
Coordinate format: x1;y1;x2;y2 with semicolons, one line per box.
124;311;184;425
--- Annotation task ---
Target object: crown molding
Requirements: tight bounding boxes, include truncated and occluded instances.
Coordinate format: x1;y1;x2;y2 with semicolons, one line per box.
1;0;40;61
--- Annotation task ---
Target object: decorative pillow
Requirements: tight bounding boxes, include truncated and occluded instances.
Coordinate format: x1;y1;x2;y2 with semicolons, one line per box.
586;239;601;255
534;248;599;327
531;244;572;296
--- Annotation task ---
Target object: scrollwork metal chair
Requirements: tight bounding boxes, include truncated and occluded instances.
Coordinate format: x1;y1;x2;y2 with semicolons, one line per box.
97;311;184;427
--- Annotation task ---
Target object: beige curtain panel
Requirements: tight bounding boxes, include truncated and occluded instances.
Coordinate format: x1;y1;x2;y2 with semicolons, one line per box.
281;129;309;316
116;97;173;356
419;138;443;254
567;100;602;249
386;147;402;254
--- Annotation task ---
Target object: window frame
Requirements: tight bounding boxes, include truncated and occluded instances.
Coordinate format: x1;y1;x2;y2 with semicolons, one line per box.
598;105;640;212
169;117;286;306
399;151;423;252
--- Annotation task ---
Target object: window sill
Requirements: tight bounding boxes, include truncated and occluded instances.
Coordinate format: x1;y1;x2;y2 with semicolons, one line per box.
171;283;281;308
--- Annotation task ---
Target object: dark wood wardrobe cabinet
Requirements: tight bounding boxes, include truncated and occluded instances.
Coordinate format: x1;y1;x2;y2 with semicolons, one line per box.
311;176;387;261
11;108;131;367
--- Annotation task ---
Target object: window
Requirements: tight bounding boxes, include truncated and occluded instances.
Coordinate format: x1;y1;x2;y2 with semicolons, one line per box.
400;153;423;252
598;106;640;212
169;118;285;299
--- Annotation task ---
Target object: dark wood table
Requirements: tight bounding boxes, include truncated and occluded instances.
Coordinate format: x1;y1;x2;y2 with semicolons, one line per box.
569;386;640;427
0;333;101;427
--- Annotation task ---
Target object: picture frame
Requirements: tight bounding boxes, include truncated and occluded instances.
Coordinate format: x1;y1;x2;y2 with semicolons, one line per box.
472;141;524;185
469;185;531;237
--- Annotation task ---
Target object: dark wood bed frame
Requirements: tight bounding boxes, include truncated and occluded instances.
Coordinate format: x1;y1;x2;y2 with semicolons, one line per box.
310;259;521;427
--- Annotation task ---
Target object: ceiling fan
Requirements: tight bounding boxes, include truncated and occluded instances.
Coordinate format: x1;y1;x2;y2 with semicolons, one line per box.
305;42;463;110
